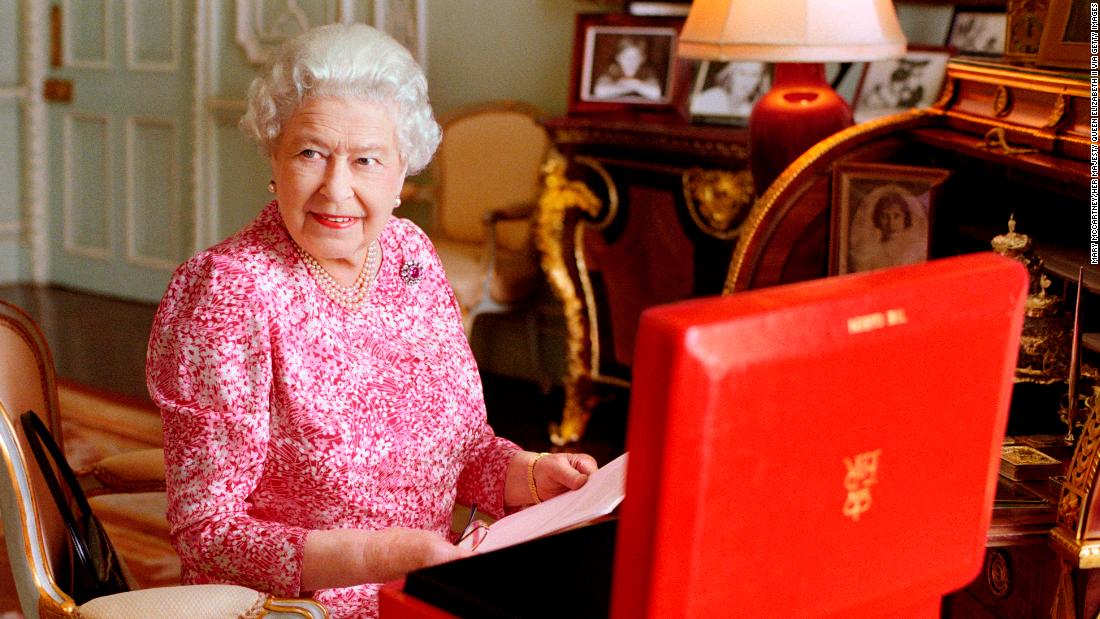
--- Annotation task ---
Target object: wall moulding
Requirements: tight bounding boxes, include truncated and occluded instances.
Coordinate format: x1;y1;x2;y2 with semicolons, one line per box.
234;0;427;68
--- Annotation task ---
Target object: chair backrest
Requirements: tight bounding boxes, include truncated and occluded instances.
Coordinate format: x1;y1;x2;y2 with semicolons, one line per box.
434;100;550;247
0;301;63;440
0;300;76;616
0;404;77;617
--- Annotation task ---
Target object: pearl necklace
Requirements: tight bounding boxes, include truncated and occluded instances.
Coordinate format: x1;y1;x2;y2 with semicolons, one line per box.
294;241;380;310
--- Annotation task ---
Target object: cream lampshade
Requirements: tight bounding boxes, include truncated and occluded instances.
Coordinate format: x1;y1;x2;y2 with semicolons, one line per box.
678;0;907;193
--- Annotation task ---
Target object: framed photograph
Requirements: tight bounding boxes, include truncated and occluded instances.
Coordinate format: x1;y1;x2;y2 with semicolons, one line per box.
1036;0;1090;69
627;1;692;16
689;61;771;125
830;163;951;275
852;47;952;123
1005;0;1050;60
568;13;693;115
948;10;1008;55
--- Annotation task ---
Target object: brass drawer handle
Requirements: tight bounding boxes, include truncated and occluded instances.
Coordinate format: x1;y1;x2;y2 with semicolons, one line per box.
981;127;1038;156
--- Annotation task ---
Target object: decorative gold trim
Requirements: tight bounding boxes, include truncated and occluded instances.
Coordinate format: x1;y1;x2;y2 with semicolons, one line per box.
575;219;601;386
723;108;935;293
1051;392;1100;565
1045;93;1068;129
0;403;76;618
981;127;1039;155
945;62;1091;97
574;156;618;231
932;77;957;109
986;549;1012;598
993;85;1012;117
550;127;749;162
944;109;1093;147
681;168;754;240
262;598;331;618
533;152;604;445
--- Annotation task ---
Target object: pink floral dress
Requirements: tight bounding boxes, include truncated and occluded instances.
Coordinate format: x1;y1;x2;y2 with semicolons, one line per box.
147;202;520;618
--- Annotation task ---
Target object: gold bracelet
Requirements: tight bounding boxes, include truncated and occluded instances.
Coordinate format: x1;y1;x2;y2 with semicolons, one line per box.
527;452;550;504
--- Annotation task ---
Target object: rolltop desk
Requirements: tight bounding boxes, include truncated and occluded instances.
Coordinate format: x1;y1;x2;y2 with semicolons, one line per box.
724;57;1098;618
535;56;1100;617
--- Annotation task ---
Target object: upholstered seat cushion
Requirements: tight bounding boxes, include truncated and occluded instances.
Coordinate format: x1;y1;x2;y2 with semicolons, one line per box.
87;448;166;494
75;584;267;619
435;236;539;312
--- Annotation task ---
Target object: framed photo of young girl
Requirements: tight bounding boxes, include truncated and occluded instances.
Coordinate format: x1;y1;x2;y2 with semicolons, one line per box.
830;162;951;276
568;13;693;115
689;61;770;125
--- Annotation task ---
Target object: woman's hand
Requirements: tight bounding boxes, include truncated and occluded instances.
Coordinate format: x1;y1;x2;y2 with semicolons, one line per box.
504;451;599;506
533;452;599;502
301;527;472;590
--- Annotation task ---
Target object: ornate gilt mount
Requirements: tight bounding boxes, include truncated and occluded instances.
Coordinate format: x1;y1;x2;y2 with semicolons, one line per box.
1051;387;1100;567
981;127;1038;156
682;168;754;240
933;78;957;109
533;152;604;446
993;85;1013;117
986;549;1012;598
1045;93;1068;129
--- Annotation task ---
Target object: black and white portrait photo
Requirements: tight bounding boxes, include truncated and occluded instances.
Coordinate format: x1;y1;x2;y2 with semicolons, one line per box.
831;163;951;275
689;61;770;124
853;48;950;123
580;26;676;104
948;11;1008;55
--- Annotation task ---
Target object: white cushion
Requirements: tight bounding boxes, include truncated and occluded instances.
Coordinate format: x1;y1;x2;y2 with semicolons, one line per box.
74;584;266;619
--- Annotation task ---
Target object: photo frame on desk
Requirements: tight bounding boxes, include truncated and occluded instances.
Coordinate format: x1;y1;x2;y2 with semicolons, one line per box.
626;0;692;16
568;13;692;115
947;9;1008;56
1036;0;1091;70
851;46;951;124
1005;0;1050;61
688;61;771;126
830;162;951;276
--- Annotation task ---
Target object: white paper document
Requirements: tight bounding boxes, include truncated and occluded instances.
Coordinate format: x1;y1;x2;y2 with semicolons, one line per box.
459;452;628;553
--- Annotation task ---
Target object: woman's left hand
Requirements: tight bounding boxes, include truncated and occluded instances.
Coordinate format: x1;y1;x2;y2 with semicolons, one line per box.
532;452;598;502
504;451;599;506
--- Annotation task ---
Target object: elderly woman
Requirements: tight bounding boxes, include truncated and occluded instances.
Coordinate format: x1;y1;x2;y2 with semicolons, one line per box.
146;23;597;618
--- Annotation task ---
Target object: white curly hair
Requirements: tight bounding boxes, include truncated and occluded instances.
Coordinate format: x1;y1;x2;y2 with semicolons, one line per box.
240;22;441;174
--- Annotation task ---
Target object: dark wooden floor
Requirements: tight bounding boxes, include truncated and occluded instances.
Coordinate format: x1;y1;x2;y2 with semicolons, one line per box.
0;284;625;464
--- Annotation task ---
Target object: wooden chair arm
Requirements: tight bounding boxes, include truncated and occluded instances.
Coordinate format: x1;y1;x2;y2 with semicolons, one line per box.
76;448;166;497
483;201;535;225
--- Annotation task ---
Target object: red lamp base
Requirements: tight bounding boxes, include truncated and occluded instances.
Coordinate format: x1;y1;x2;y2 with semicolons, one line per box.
749;63;853;195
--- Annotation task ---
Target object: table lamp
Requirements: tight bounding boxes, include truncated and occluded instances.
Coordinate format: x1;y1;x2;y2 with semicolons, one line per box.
678;0;907;194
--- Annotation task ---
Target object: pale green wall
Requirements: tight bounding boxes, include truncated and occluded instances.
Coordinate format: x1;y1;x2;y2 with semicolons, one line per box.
425;2;952;117
426;1;604;117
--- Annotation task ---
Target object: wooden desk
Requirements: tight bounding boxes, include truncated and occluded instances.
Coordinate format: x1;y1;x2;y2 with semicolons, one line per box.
535;113;751;444
945;444;1064;618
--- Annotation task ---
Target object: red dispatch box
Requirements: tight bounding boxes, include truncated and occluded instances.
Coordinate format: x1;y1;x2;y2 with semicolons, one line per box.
380;253;1027;618
613;253;1027;618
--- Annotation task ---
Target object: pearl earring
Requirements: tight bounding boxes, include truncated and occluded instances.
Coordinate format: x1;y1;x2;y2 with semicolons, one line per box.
268;180;276;194
394;197;402;208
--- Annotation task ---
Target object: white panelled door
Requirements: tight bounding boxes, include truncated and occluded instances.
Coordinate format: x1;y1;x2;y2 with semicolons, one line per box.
46;0;191;302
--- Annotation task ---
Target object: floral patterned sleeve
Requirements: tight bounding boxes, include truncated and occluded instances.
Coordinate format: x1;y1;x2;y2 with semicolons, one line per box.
404;223;521;519
146;252;310;597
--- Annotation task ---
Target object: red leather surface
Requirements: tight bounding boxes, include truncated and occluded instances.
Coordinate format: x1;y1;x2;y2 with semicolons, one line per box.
378;580;457;619
612;253;1027;618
